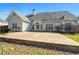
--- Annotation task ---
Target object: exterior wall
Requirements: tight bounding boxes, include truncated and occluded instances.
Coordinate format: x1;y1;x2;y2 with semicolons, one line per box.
31;20;61;31
22;22;30;31
42;21;62;31
63;20;77;25
8;15;22;31
31;20;77;32
32;20;43;31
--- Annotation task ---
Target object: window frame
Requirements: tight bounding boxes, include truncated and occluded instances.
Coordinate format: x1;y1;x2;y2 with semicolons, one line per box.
12;23;17;29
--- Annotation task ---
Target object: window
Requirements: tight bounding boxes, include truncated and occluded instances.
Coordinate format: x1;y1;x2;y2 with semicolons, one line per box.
36;25;39;29
40;24;43;30
46;24;48;30
46;24;49;30
46;24;53;30
36;22;40;30
36;22;39;24
65;23;71;26
50;24;53;29
13;23;17;29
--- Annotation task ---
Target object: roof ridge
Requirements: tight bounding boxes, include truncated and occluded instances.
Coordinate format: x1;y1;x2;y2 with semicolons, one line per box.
35;11;69;15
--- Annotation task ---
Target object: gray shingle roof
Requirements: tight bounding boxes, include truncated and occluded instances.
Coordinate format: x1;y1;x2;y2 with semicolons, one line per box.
28;11;78;21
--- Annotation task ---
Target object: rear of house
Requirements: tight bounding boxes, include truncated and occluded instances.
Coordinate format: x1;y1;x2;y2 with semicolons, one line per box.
5;10;79;32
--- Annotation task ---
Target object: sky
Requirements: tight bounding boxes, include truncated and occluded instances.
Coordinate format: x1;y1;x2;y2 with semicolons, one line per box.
0;3;79;20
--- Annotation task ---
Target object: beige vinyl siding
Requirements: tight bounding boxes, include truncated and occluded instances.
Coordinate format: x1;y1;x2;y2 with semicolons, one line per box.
8;15;22;31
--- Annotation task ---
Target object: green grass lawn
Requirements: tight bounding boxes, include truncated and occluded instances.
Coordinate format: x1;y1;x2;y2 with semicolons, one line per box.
0;32;6;35
64;33;79;42
0;42;77;55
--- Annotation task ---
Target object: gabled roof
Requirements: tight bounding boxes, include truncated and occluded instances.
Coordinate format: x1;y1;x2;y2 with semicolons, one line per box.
28;11;78;21
6;11;30;22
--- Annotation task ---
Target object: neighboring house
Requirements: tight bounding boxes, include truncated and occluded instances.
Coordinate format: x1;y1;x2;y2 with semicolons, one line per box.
0;20;8;32
6;11;30;31
6;10;79;32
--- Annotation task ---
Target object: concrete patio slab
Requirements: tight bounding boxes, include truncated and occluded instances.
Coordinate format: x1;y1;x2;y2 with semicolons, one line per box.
0;32;79;46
